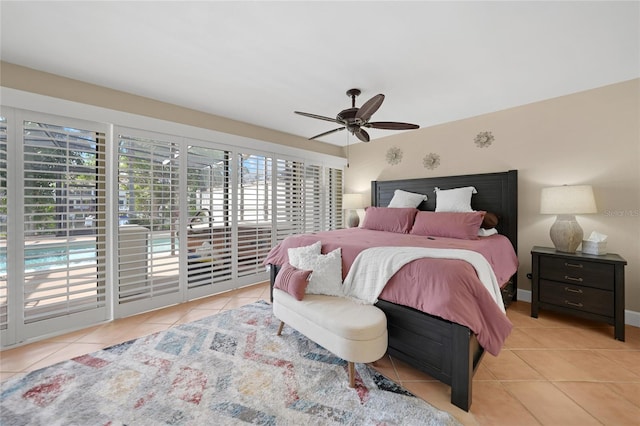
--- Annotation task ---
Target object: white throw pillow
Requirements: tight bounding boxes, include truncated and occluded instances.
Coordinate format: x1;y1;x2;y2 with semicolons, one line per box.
435;186;477;212
288;241;321;266
293;248;343;297
388;189;428;208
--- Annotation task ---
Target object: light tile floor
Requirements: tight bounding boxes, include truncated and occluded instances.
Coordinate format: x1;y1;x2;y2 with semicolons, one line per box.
1;281;639;425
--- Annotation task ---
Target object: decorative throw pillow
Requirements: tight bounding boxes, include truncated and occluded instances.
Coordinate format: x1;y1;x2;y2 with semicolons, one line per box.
388;189;428;208
434;186;477;212
410;211;486;240
482;212;499;229
292;247;343;297
273;263;312;301
361;207;418;234
287;241;321;266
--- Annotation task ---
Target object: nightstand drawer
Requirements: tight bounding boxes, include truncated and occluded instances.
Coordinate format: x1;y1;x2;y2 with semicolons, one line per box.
539;256;614;290
539;279;613;317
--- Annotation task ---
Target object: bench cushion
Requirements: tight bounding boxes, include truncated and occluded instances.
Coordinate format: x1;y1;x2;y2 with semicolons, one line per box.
273;289;386;341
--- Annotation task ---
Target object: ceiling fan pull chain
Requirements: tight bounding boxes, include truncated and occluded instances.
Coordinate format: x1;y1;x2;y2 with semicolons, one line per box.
346;131;350;168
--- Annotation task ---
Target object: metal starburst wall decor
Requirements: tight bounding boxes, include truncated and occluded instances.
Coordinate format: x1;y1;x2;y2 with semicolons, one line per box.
386;147;403;165
423;153;441;170
474;131;494;148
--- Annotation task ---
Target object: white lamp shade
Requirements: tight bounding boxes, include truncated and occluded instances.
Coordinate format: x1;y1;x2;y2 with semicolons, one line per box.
342;193;364;210
540;185;597;215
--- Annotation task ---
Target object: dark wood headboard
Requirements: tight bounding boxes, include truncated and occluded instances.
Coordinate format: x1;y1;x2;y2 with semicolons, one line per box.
371;170;518;253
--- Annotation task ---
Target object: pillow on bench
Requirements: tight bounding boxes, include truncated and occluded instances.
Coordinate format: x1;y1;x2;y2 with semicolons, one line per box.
273;263;312;301
288;242;343;297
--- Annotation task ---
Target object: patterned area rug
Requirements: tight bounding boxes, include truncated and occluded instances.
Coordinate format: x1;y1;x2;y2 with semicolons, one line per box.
1;301;461;425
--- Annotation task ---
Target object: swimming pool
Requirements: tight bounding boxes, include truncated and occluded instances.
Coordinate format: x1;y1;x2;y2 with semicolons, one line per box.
0;238;176;273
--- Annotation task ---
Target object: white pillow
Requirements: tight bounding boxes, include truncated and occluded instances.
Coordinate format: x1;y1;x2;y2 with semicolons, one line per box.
292;247;343;297
388;189;428;208
288;241;321;266
435;186;477;212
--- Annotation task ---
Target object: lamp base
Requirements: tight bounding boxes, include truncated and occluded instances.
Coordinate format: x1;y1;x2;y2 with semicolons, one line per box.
550;214;583;253
346;209;360;228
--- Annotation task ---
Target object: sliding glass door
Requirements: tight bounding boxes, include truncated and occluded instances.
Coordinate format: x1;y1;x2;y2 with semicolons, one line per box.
0;107;345;347
116;131;182;317
0;116;8;344
20;113;109;341
185;145;233;298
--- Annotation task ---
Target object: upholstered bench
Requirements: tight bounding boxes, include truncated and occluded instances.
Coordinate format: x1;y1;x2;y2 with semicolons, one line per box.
272;288;388;387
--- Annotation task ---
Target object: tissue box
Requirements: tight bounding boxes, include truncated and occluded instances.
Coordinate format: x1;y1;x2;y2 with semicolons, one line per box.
582;240;607;255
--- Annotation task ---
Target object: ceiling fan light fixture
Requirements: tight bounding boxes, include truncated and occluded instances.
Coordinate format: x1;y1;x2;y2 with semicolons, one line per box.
295;88;419;142
346;124;360;133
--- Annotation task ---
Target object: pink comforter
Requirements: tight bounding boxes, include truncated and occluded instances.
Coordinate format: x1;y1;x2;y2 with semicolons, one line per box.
263;228;518;356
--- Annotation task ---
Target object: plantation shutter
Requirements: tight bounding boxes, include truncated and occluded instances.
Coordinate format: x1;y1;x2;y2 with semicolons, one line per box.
117;133;180;308
324;166;344;230
0;116;7;332
236;154;273;278
274;158;304;243
22;120;107;325
303;164;323;233
186;146;232;289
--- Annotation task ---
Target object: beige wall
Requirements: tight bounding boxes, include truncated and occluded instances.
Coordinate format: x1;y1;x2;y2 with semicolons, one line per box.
344;79;640;312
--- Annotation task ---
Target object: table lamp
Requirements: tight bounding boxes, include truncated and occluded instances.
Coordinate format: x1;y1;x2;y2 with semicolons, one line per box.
342;193;364;228
540;185;597;253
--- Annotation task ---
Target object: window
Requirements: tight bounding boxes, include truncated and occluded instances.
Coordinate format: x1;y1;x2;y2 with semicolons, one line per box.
0;93;345;347
116;132;181;313
186;145;232;289
0;116;7;333
237;154;273;278
22;119;107;328
303;164;323;233
324;166;344;230
275;158;304;242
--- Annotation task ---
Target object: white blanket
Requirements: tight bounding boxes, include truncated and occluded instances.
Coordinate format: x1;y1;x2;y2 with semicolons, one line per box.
341;247;506;313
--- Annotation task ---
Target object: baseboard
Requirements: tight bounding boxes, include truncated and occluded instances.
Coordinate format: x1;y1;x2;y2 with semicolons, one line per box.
516;289;640;328
517;288;532;303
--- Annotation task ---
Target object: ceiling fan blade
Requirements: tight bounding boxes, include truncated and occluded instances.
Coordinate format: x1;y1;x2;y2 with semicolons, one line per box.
309;127;345;140
355;94;385;122
295;111;340;124
354;128;370;142
366;121;420;130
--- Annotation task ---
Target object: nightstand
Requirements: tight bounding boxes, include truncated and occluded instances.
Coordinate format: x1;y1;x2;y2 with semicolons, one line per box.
531;246;627;341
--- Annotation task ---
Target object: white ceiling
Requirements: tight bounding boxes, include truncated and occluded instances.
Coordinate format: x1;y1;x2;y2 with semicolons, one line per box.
1;1;638;147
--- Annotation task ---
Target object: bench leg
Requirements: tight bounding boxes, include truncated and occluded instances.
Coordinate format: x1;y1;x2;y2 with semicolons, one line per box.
348;362;355;388
277;321;285;336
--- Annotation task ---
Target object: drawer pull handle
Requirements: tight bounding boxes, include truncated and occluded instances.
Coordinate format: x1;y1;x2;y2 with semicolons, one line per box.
564;275;583;283
565;300;584;308
564;262;583;268
564;287;583;294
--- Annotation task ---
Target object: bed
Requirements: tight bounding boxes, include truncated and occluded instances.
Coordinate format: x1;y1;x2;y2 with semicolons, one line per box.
266;170;518;411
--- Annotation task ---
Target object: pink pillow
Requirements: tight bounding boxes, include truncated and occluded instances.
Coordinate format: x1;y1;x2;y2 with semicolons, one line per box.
361;207;418;234
410;211;486;240
274;263;312;301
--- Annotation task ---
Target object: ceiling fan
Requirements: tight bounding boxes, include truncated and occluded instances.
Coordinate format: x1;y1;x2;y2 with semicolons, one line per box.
295;89;420;142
